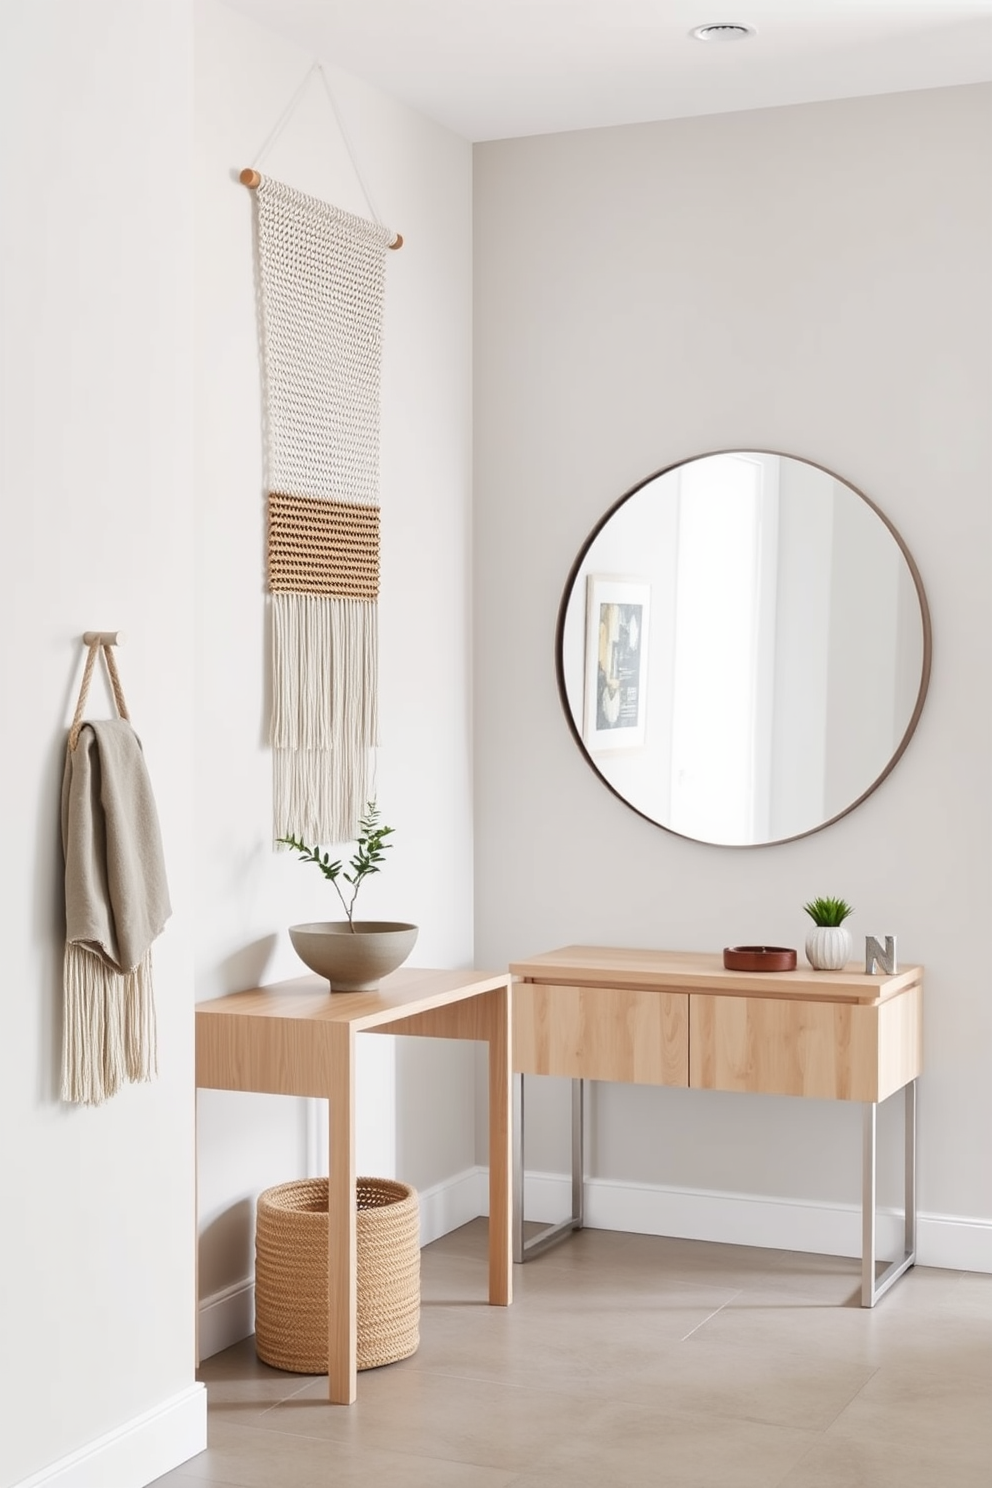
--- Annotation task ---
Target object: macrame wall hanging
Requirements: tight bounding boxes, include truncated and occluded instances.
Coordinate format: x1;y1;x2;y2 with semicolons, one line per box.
242;63;402;845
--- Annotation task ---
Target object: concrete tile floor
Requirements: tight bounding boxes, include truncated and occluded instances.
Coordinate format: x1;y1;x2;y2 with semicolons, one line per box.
156;1221;992;1487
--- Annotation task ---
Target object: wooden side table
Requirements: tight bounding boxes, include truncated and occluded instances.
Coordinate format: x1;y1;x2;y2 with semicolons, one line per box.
510;946;922;1307
196;966;513;1403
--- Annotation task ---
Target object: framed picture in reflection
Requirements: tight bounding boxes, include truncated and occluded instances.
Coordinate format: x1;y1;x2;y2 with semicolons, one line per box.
583;576;651;752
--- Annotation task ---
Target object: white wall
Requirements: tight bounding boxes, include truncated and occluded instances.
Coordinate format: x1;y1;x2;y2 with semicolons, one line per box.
473;84;992;1268
0;3;204;1486
0;0;475;1477
194;0;477;1352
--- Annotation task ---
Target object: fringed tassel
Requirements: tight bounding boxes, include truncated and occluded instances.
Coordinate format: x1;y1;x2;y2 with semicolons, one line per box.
61;943;158;1106
125;949;159;1084
271;591;378;842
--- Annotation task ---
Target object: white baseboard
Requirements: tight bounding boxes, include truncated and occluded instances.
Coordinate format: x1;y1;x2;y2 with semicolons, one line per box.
198;1166;991;1361
418;1165;490;1245
197;1276;256;1364
14;1384;206;1488
915;1211;992;1273
518;1170;992;1274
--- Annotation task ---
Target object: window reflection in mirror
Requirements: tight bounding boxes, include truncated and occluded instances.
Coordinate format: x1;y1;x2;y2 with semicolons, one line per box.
557;452;931;847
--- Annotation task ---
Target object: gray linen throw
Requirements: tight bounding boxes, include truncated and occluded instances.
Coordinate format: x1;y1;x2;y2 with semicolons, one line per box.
61;719;171;1105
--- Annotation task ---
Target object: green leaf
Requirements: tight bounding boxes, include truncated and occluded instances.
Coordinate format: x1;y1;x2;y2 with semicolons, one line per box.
803;896;854;926
278;802;396;919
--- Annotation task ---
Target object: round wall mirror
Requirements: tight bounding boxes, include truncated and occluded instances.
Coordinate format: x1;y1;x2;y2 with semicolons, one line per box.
557;451;931;847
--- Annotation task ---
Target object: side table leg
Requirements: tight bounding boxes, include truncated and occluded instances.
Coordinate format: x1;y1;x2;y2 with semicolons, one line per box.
861;1079;918;1307
487;981;512;1305
328;1025;357;1402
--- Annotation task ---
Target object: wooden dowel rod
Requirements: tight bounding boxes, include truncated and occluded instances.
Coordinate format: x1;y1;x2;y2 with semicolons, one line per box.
82;631;125;647
238;168;403;248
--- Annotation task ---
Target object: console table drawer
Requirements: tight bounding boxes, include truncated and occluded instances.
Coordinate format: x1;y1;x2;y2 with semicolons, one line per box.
690;986;922;1101
513;981;688;1085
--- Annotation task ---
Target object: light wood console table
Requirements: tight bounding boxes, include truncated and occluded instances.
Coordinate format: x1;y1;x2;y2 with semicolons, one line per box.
509;946;922;1307
196;966;513;1403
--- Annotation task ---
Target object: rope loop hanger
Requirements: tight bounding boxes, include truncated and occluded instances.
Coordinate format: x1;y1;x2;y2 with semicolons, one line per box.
240;61;403;249
69;632;130;752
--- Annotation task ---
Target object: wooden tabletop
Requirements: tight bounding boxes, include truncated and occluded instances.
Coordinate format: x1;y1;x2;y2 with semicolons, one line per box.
196;966;511;1031
508;945;922;1006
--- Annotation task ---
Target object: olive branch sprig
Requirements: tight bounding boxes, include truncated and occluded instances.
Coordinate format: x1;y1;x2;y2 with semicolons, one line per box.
278;802;395;932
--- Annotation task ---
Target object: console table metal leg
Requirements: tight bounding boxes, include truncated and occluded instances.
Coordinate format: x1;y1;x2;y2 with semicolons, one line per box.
513;1074;584;1262
861;1079;917;1307
512;1073;525;1264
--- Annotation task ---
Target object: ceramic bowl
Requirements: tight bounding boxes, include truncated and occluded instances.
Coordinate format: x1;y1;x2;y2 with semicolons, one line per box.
289;921;419;992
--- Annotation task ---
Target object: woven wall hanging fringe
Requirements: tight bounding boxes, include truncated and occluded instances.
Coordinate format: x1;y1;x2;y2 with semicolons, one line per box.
61;637;171;1106
250;172;395;843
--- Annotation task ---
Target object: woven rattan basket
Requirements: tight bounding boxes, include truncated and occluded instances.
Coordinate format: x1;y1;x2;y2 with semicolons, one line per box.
255;1176;420;1373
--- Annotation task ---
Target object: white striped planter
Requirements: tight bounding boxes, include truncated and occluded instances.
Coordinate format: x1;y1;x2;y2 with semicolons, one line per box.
805;924;853;970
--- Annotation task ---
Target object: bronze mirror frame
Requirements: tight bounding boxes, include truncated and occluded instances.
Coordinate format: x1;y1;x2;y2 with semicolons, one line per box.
555;449;933;847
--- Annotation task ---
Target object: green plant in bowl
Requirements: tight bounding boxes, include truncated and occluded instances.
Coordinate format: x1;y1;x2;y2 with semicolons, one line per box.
803;896;854;927
278;804;417;991
278;801;395;931
802;896;855;972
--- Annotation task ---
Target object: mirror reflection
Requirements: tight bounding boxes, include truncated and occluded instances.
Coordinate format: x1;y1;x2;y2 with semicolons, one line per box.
558;451;931;847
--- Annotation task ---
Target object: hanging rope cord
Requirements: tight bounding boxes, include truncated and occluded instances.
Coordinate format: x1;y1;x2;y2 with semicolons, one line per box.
250;62;394;241
69;642;130;751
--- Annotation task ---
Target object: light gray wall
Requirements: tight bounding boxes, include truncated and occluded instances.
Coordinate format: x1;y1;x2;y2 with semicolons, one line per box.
473;84;992;1260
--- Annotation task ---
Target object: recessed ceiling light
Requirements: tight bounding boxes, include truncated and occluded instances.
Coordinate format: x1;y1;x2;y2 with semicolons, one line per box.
691;23;757;42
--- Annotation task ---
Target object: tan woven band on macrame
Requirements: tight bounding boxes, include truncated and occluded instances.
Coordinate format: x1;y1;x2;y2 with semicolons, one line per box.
267;491;380;599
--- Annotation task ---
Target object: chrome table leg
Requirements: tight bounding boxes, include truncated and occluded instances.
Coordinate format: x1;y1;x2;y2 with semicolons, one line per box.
513;1074;584;1262
861;1079;917;1306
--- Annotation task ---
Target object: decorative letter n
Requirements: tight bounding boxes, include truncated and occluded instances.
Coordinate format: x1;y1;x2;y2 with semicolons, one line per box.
865;935;897;975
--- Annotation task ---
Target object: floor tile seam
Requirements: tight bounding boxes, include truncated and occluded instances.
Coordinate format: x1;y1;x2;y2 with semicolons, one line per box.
673;1333;887;1375
202;1385;324;1410
507;1291;749;1323
766;1433;828;1488
811;1362;886;1435
169;1458;255;1488
150;1477;214;1487
503;1297;745;1324
259;1375;329;1412
206;1395;332;1420
819;1417;992;1465
207;1413;345;1447
368;1357;619;1407
209;1420;457;1465
601;1387;842;1439
679;1288;743;1339
516;1275;747;1297
391;1359;617;1398
821;1393;992;1449
233;1424;562;1478
357;1441;563;1476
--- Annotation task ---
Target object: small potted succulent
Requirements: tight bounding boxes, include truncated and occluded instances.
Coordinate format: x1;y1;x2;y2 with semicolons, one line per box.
279;803;418;992
802;896;854;971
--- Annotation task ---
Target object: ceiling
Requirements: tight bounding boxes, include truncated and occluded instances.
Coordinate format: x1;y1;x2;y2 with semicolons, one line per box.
222;0;992;141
